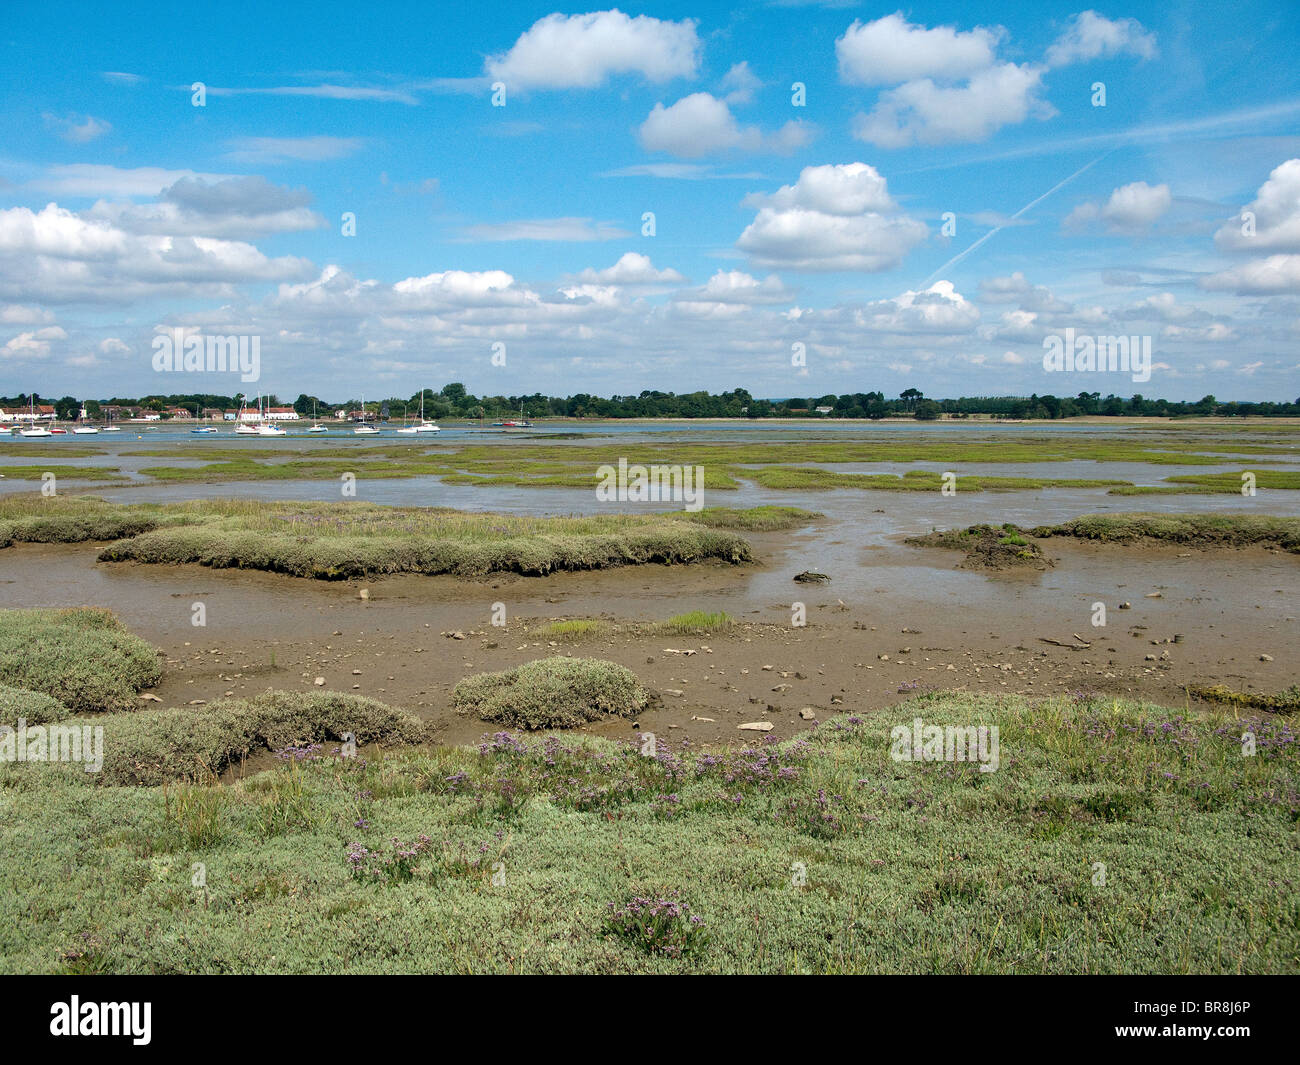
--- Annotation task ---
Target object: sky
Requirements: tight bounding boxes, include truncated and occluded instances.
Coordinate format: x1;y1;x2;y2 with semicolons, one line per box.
1;0;1299;403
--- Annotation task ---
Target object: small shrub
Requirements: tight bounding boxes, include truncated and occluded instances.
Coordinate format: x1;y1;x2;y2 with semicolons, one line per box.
0;684;70;726
451;657;650;730
0;608;160;713
603;893;706;959
60;689;427;786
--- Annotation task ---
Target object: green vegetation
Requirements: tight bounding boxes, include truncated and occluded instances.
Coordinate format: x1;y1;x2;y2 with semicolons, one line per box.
0;608;160;713
531;610;735;642
0;465;125;483
450;656;650;730
912;514;1300;563
532;619;613;640
905;523;1052;569
1188;684;1300;714
0;495;191;546
68;690;427;787
749;468;1129;491
1;692;1296;972
660;505;819;531
1110;470;1300;495
13;423;1294;496
652;610;732;635
0;497;803;579
112;432;1297;492
1030;513;1300;553
0;684;70;727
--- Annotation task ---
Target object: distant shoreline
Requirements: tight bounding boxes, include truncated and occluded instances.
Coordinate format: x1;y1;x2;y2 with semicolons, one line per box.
32;413;1298;428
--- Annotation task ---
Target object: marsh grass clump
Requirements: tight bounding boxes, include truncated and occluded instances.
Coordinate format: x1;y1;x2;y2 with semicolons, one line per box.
653;611;733;635
905;524;1051;570
1188;683;1300;714
451;657;651;729
48;689;428;786
675;506;820;530
1030;513;1300;553
0;608;161;713
0;498;770;579
531;619;614;640
0;684;71;726
161;776;228;849
533;611;734;642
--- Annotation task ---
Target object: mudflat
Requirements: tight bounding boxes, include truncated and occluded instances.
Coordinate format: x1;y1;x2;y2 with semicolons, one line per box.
3;525;1291;747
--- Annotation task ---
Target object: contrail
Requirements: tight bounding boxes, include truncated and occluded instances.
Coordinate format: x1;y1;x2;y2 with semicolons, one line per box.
920;154;1108;287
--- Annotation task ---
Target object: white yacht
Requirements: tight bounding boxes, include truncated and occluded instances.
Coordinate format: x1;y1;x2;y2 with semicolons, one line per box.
353;395;380;434
306;401;328;433
18;398;51;437
396;393;440;433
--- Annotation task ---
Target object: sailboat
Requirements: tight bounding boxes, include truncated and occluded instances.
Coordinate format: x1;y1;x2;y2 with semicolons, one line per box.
307;400;328;433
254;393;286;437
234;395;259;435
101;408;121;432
353;395;380;434
396;392;440;434
494;400;533;428
72;407;100;435
18;397;52;437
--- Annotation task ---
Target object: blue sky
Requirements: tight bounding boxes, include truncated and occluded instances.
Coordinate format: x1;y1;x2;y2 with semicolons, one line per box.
2;1;1298;402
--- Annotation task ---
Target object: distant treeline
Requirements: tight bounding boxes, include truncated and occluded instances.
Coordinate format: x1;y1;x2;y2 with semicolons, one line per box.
5;386;1299;421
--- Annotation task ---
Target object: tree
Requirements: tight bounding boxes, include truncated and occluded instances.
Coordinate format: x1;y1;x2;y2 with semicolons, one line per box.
900;388;923;411
913;399;941;421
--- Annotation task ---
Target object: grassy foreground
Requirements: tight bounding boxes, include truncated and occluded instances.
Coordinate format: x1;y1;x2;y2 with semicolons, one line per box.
1;690;1296;973
0;498;817;579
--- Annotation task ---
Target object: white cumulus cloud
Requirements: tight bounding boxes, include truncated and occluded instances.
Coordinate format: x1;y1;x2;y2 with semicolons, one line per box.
836;14;1001;85
1046;11;1157;67
486;10;700;90
737;163;927;271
